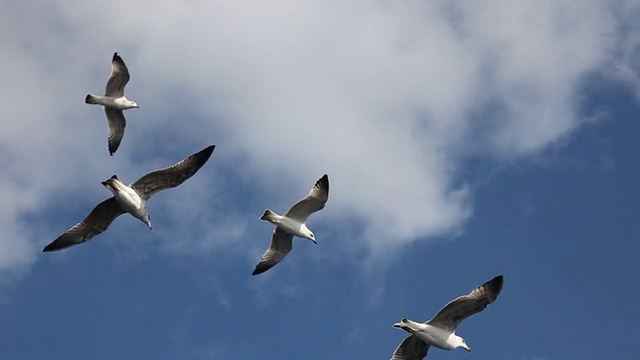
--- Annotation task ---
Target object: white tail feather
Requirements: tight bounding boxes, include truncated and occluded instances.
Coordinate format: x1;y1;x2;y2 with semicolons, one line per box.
260;209;279;222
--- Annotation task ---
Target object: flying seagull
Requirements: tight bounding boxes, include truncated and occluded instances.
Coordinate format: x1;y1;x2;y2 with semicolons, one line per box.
252;174;329;275
391;275;504;359
85;52;139;156
43;145;215;252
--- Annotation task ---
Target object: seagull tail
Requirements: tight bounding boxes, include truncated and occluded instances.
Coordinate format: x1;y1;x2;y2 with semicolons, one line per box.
259;209;279;222
85;94;100;104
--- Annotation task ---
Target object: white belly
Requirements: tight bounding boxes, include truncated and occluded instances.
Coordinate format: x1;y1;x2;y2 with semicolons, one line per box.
277;217;305;237
414;324;455;350
114;186;143;211
95;96;131;110
112;97;133;109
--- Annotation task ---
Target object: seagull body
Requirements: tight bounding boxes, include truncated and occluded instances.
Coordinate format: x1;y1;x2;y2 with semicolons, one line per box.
252;174;329;275
102;175;150;228
88;96;138;110
85;52;139;155
43;145;215;252
391;275;504;360
260;211;314;239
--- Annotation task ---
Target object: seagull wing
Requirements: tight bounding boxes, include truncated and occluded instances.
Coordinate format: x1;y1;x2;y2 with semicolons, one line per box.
131;145;215;200
43;197;125;252
104;108;126;156
252;228;294;275
391;335;430;360
105;52;130;97
427;275;503;331
283;174;329;222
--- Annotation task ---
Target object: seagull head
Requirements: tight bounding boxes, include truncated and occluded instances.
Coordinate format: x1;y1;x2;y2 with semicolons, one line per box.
306;232;317;244
130;101;139;109
299;225;317;244
454;335;472;352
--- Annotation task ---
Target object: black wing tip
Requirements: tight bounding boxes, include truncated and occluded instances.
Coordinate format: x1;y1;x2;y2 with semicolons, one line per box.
112;52;122;62
193;145;215;165
202;144;216;155
487;274;504;296
252;266;267;276
108;143;119;156
318;174;329;190
252;260;274;276
42;240;68;252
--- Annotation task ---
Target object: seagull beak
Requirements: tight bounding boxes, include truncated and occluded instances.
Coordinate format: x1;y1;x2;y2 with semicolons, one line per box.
463;344;472;352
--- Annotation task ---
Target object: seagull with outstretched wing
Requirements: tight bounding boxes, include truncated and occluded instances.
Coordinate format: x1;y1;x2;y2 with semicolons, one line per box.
85;52;139;155
43;145;215;252
391;275;504;359
252;174;329;275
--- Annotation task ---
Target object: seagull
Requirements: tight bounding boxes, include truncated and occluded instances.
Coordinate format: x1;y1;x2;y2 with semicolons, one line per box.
43;145;215;252
252;174;329;275
391;275;504;360
85;52;139;156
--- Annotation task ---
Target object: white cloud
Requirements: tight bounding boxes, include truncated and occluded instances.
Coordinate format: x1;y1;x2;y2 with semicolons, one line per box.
0;0;637;276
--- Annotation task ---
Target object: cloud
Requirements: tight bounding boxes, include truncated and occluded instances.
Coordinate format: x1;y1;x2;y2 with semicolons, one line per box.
0;0;637;276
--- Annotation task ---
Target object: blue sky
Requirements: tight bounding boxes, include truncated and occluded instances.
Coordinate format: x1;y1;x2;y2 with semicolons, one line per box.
1;1;640;359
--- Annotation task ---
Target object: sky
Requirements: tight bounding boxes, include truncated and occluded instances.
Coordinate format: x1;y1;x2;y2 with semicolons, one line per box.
1;0;640;359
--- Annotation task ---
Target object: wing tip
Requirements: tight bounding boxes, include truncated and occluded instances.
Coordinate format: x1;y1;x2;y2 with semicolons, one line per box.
202;144;215;156
317;174;329;192
193;145;215;167
252;265;267;276
252;259;276;276
112;52;123;64
489;274;504;296
42;240;69;252
108;139;120;156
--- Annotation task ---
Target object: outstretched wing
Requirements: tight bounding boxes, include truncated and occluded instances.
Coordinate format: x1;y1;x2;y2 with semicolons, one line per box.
43;197;125;252
105;52;130;97
427;275;503;331
391;335;430;360
104;108;126;156
283;174;329;222
131;145;215;200
252;228;294;275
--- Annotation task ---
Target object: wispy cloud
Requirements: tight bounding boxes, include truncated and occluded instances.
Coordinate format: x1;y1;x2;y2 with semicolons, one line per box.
1;0;638;278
